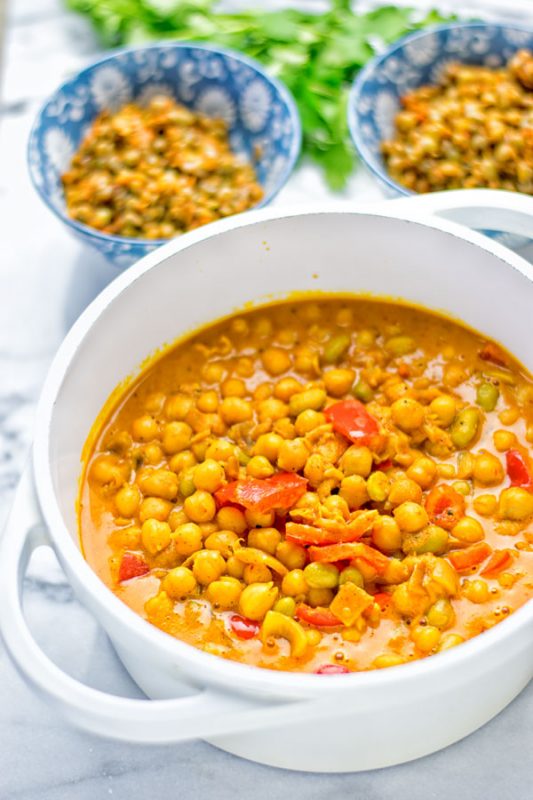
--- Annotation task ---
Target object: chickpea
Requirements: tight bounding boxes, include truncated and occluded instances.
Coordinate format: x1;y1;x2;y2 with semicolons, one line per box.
256;398;287;423
429;395;456;427
307;587;334;607
426;598;455;630
493;429;517;452
221;378;246;398
220;397;253;424
402;525;448;555
169;450;196;474
163;566;197;599
184;490;216;523
462;579;490;604
306;629;323;647
239;582;278;620
438;633;465;651
165;394;194;421
206;577;243;608
246;455;275;479
339;474;369;510
340;446;373;478
202;362;225;384
406;456;437;489
473;493;498;517
385;335;415;357
115;484;141;518
304;453;326;486
142;443;163;465
411;624;441;652
391;397;425;431
388;478;423;506
366;471;390;503
304;562;339;589
139;496;172;523
499;487;533;520
243;563;272;584
472;452;504;485
294;347;319;376
144;391;165;414
226;555;245;579
192;550;226;585
138;469;179;500
281;569;308;596
245;508;275;528
172;522;203;556
168;509;189;531
294;409;326;436
372;515;402;553
274;377;302;401
162;421;192;454
247;527;282;555
393;501;429;532
499;407;520;426
323;494;350;519
324;368;355;397
235;357;254;378
273;597;297;617
141;518;171;554
196;391;219;413
261;347;292;376
193;459;225;493
89;454;130;491
132;414;159;442
277;438;309;472
276;541;307;571
205;439;236;462
253;432;284;462
216;506;247;534
204;530;239;558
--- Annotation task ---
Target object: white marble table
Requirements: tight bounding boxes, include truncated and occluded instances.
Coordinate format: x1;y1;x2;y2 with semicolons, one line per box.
1;1;532;797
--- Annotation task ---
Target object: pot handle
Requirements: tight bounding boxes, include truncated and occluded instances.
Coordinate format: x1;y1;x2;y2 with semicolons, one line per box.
386;188;533;239
0;465;309;744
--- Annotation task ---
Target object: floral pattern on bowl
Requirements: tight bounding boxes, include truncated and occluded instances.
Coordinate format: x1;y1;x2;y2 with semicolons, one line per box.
28;43;301;269
348;23;533;245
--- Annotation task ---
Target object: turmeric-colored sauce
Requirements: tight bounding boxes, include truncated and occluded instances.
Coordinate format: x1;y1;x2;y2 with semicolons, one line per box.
80;298;533;673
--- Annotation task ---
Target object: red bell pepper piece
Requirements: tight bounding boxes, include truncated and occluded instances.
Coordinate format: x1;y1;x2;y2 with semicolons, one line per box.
324;399;381;447
315;664;350;674
448;542;492;572
372;592;392;610
295;604;341;628
118;553;149;582
215;472;307;513
229;614;260;640
285;511;376;547
479;342;507;367
480;549;514;578
425;485;466;530
506;450;532;489
308;542;389;574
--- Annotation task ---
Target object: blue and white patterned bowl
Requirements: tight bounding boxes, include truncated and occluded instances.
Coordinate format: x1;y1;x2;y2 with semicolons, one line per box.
348;22;533;207
28;43;301;268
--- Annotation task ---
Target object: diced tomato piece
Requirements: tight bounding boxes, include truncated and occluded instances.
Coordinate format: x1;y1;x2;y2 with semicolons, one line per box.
308;542;389;574
315;664;350;674
324;399;381;447
448;542;492;571
372;592;392;610
425;485;466;530
479;342;507;366
376;459;393;472
229;614;260;640
295;604;341;628
480;549;514;578
215;473;307;513
118;553;149;582
506;450;532;489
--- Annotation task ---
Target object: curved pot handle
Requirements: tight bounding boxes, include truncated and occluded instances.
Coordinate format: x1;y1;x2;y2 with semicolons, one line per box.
386;188;533;239
0;465;312;744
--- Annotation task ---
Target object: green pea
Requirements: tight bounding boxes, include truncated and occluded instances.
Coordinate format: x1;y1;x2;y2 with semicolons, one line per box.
476;381;499;412
321;333;351;365
339;566;365;588
426;598;455;630
353;379;374;403
402;525;449;555
452;480;471;496
384;335;416;357
289;388;327;416
179;469;196;498
273;597;296;617
303;562;339;589
367;471;390;502
450;407;481;449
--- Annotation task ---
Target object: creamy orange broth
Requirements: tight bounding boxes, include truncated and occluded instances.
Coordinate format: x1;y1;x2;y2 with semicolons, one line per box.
80;298;533;673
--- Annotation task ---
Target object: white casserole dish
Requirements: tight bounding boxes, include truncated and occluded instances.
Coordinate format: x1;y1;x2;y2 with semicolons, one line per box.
1;190;532;773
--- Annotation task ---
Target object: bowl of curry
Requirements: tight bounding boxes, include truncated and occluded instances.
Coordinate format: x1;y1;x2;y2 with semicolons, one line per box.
1;190;532;772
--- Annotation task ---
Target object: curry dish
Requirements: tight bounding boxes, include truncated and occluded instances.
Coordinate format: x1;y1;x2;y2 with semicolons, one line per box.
80;298;533;673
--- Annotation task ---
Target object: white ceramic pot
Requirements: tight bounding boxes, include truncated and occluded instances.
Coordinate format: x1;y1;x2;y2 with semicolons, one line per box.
1;190;533;773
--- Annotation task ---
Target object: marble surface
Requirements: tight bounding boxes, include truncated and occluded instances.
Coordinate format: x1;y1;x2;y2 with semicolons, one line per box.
1;0;532;797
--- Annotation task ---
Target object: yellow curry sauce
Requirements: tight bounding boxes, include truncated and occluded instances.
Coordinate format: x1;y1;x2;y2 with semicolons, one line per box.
80;298;533;673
